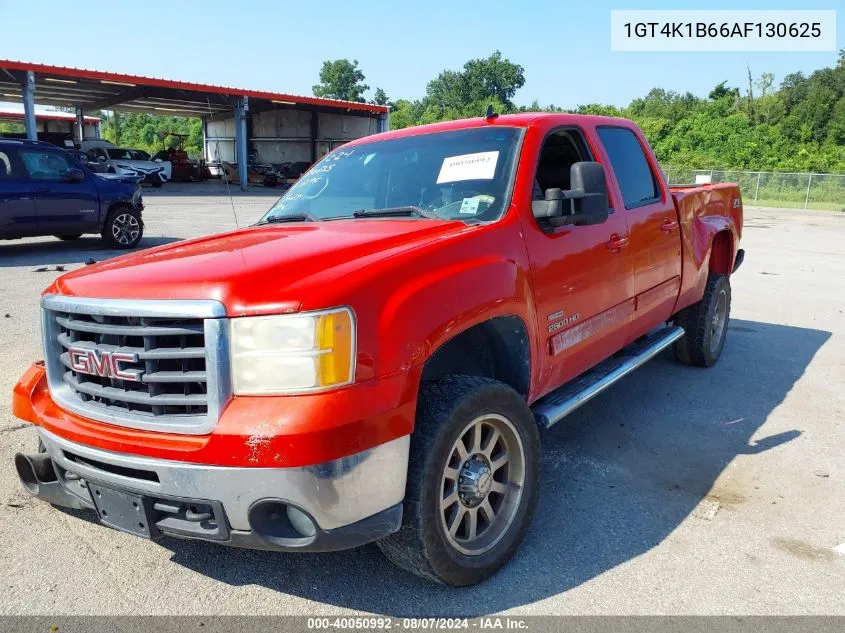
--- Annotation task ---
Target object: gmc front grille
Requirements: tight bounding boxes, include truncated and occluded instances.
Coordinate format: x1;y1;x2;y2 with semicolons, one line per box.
41;295;230;435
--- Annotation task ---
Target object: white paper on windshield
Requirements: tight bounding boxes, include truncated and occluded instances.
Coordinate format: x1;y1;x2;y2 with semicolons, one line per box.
459;198;481;215
436;151;499;184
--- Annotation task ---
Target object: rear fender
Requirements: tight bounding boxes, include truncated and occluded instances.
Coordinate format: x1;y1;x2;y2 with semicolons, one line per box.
674;185;741;312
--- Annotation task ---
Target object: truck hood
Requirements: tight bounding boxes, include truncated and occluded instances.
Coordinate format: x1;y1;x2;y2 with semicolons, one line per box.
51;219;468;315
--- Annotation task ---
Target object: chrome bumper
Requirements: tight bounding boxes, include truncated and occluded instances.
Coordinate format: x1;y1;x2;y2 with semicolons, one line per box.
34;429;409;550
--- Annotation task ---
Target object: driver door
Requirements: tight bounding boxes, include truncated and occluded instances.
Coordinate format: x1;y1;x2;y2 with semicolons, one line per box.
19;148;99;235
521;128;635;398
0;147;38;237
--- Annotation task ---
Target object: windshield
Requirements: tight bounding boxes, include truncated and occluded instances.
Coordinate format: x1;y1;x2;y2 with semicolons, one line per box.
106;148;151;161
262;127;522;223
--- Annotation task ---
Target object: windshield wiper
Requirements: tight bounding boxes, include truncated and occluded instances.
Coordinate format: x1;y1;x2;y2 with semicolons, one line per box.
256;212;320;225
352;206;438;219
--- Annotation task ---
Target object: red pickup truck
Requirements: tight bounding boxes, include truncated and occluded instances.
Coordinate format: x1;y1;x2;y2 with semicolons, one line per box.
12;113;743;586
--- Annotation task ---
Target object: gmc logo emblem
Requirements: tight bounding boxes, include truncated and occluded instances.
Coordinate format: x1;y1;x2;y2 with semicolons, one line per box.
68;347;141;381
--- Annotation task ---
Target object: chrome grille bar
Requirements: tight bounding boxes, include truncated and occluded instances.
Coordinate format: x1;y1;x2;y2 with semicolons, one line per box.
57;333;206;359
41;294;230;435
59;354;207;382
55;316;203;337
64;374;208;407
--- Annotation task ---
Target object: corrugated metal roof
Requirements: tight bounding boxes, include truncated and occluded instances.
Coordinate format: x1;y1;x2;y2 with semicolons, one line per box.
0;105;100;123
0;59;389;117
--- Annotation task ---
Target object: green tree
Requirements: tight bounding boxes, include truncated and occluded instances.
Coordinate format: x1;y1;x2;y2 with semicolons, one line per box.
708;81;738;101
100;112;203;157
371;87;389;106
574;103;623;116
312;59;369;103
757;73;775;97
425;51;525;110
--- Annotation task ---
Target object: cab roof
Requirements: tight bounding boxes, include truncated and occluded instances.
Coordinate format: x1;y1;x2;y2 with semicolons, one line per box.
344;112;636;147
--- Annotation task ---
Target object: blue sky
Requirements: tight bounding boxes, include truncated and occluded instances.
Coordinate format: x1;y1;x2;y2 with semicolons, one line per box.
0;0;840;109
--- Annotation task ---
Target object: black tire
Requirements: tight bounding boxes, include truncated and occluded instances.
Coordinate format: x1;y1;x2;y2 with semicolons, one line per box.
378;375;540;586
674;272;731;367
101;206;143;249
55;234;83;241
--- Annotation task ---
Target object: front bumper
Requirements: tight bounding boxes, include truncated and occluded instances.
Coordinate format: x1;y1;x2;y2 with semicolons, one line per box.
14;361;417;468
115;168;165;184
13;361;418;552
23;427;407;551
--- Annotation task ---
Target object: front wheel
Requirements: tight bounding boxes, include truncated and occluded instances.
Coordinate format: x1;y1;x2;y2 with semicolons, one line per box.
674;272;731;367
101;207;143;249
378;376;540;585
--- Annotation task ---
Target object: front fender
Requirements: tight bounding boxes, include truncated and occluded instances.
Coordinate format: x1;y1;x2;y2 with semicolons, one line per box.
300;219;538;385
377;254;536;377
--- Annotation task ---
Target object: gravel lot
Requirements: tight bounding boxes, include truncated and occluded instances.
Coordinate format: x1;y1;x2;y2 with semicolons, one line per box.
0;190;843;616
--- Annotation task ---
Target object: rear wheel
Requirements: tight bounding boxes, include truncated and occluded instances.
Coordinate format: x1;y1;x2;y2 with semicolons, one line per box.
378;375;540;585
101;207;143;249
674;272;731;367
55;234;83;241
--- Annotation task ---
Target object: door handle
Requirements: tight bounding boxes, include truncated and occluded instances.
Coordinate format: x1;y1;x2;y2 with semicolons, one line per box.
605;234;630;251
661;218;679;232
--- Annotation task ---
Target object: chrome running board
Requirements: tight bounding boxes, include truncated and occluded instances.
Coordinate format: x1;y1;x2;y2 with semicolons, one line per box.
532;326;685;429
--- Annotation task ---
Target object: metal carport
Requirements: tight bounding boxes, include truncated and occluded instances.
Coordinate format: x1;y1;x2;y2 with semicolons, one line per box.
0;107;100;145
0;60;390;190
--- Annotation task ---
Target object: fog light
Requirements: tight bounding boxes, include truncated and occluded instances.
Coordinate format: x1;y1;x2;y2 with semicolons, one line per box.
286;505;316;538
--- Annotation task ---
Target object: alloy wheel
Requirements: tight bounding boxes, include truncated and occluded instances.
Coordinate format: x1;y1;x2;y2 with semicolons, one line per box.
709;288;728;354
439;413;525;556
112;213;140;246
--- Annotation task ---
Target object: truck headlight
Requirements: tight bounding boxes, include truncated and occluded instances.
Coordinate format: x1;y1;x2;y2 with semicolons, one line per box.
230;308;355;395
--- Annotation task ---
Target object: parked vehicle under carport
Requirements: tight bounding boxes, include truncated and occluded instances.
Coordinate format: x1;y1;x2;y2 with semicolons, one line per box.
86;146;167;187
0;139;145;248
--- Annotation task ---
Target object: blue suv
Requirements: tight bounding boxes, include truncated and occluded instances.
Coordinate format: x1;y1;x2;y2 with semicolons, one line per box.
0;139;144;249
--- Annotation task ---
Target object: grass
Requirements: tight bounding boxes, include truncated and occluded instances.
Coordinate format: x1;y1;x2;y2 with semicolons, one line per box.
750;199;845;212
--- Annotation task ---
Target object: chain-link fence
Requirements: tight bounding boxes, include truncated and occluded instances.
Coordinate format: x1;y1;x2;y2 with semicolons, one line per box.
663;169;845;212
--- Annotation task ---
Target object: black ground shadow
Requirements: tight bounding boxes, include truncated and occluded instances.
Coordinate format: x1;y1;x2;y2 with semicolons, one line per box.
70;319;833;616
0;236;181;268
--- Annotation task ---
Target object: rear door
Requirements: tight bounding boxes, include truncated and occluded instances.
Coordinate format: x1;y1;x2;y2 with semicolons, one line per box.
0;146;38;238
521;126;635;397
18;147;100;235
595;126;681;338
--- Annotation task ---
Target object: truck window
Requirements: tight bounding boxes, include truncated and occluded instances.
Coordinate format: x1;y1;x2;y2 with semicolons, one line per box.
597;127;659;208
533;130;590;199
19;150;75;181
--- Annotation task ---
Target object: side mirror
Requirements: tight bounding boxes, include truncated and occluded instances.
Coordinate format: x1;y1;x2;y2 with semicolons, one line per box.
532;187;565;221
532;161;609;228
65;168;85;182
